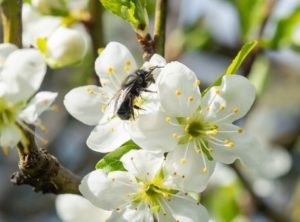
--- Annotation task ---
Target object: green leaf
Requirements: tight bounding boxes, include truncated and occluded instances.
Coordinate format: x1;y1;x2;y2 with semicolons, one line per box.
202;40;257;95
99;0;148;35
269;7;300;49
95;140;140;172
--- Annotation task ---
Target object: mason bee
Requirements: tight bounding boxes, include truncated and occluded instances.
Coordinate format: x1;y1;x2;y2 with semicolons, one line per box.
113;67;160;120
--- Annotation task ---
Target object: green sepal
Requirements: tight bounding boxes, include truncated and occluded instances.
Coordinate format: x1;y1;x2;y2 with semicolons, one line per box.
99;0;148;36
202;40;257;96
177;135;190;145
176;117;186;125
95;140;140;172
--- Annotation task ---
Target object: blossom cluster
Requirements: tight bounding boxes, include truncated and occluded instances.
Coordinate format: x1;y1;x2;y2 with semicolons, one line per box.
61;42;261;221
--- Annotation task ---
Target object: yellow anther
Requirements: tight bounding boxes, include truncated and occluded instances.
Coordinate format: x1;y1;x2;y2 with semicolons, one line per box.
208;147;213;152
130;156;134;160
107;67;113;74
224;139;230;144
86;87;95;95
165;116;171;123
202;167;208;174
196;79;201;86
228;142;235;148
219;105;225;110
196;149;202;154
42;139;49;145
2;147;9;156
188;136;193;140
232;107;239;113
215;89;221;95
210;129;218;135
124;65;130;72
184;124;189;131
126;60;132;66
172;133;178;138
111;177;116;182
111;127;115;132
101;104;107;112
205;106;210;111
175;89;182;96
188;96;194;102
50;105;59;112
237;128;243;133
43;100;49;105
180;158;187;164
173;172;177;176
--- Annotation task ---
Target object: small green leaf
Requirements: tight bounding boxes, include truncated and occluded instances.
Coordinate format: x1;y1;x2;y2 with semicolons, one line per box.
100;0;148;35
202;40;257;96
36;37;48;54
225;40;257;75
95;140;140;172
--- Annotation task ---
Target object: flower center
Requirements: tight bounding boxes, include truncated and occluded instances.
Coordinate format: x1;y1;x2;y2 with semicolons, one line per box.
132;174;175;212
186;121;204;137
0;99;18;127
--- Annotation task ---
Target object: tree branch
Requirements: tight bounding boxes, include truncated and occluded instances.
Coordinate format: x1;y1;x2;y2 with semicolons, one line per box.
0;0;22;47
153;0;168;56
11;133;81;194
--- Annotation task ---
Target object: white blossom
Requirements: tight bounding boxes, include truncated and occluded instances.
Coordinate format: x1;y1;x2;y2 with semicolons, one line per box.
80;150;209;222
130;61;261;192
0;44;57;151
64;42;166;153
56;194;111;222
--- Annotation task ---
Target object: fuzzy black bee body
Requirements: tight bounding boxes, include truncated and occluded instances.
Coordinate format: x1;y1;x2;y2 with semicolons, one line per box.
115;69;156;120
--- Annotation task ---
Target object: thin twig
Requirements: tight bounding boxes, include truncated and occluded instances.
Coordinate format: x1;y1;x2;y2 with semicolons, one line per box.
0;0;22;47
153;0;168;56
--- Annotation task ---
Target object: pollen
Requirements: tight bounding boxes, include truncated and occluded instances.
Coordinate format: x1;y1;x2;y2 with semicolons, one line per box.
101;104;107;112
219;105;225;110
224;139;230;144
202;167;208;174
188;96;194;102
180;158;187;164
165;116;171;123
130;156;134;161
208;147;213;152
205;105;210;111
196;79;201;86
50;105;59;112
237;128;243;133
126;60;132;66
111;177;116;182
107;67;113;74
175;89;182;96
111;127;115;132
232;107;239;113
41;139;49;145
86;87;95;95
124;65;130;72
215;89;221;95
43;100;49;105
172;133;178;138
228;142;235;148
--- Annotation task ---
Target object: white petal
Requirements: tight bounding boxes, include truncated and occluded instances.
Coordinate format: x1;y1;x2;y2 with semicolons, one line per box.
209;123;261;166
0;124;22;148
95;42;137;92
158;196;209;222
1;49;46;103
19;91;57;124
202;75;256;123
79;170;139;211
129;111;179;152
108;204;153;222
55;194;111;222
0;43;17;68
64;85;110;126
142;54;166;79
157;61;201;117
164;145;215;192
121;150;164;181
87;118;130;152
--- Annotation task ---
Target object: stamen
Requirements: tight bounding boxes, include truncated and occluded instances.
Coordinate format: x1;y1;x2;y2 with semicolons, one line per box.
175;90;182;96
187;96;194;102
86;87;96;95
232;107;239;113
50;105;59;112
237;128;243;133
215;89;221;95
107;67;113;74
196;79;201;86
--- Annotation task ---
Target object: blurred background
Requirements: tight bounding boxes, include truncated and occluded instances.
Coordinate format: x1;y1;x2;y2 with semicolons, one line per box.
0;0;300;221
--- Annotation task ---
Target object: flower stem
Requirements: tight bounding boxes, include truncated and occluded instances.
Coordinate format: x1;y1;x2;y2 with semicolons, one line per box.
0;0;22;47
153;0;168;56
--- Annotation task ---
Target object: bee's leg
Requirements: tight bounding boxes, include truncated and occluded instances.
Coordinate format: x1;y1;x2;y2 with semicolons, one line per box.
133;105;145;111
143;89;157;93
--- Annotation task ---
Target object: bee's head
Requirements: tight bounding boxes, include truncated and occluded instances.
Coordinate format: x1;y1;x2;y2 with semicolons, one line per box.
136;70;148;78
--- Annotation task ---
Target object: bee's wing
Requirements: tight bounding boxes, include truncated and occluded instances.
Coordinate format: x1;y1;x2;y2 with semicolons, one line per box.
107;86;133;115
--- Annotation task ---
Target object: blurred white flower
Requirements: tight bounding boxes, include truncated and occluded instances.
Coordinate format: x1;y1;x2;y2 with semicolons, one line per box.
80;150;209;222
0;44;57;151
31;0;67;15
64;42;165;153
56;194;111;222
130;62;260;192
